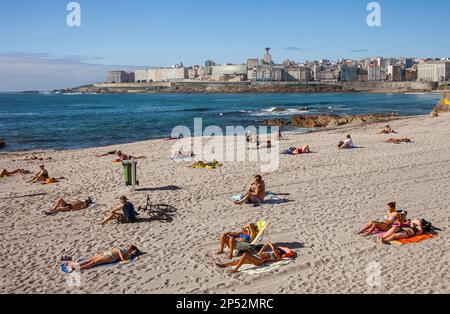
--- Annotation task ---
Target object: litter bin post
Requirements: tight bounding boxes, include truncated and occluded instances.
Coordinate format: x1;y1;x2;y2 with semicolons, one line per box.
122;159;139;188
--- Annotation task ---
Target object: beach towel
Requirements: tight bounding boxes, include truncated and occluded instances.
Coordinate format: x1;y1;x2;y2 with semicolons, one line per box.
192;161;222;170
391;234;435;246
42;178;59;185
59;256;138;274
238;259;292;275
231;192;289;205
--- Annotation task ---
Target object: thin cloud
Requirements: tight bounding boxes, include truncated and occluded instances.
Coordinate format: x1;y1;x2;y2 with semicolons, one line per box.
282;47;315;52
0;53;142;92
350;49;369;53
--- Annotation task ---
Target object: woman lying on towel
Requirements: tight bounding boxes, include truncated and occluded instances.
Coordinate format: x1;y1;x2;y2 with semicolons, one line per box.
64;244;140;273
216;223;258;259
216;243;297;273
358;202;404;236
0;169;30;178
384;138;412;144
234;175;266;205
189;160;221;168
44;197;94;215
115;151;146;162
380;219;424;244
292;145;311;155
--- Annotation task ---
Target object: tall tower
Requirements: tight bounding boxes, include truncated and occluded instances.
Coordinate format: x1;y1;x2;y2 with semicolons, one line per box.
263;47;272;65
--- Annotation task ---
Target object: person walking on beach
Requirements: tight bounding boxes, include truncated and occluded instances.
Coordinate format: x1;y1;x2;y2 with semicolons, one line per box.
99;196;137;225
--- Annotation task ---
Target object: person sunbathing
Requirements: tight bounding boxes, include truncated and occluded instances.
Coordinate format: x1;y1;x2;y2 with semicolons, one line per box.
431;110;439;118
96;150;117;157
44;197;93;215
31;165;49;183
291;145;311;155
216;223;258;259
234;175;266;205
116;151;146;162
99;196;137;225
358;202;403;236
379;125;395;134
384;137;412;144
64;244;140;272
216;243;296;273
20;155;51;161
0;169;30;178
338;135;354;149
381;219;423;244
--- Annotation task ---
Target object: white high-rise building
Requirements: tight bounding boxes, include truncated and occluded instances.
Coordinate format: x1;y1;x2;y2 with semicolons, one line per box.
417;61;450;82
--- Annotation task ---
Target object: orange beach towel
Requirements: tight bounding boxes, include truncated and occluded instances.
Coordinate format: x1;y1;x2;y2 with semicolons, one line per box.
391;234;435;246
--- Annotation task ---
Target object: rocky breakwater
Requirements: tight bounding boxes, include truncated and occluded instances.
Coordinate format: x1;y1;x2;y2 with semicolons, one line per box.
262;113;399;128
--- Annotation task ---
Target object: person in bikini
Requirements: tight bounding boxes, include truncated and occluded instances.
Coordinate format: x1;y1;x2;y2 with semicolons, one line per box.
216;223;258;259
0;169;30;178
64;244;140;272
31;165;49;183
381;219;424;244
379;125;395;134
234;175;266;205
216;243;297;273
291;145;311;155
44;197;93;215
116;151;146;162
358;202;403;236
384;138;412;144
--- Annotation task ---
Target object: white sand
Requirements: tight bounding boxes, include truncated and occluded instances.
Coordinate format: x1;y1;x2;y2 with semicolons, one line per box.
0;114;449;294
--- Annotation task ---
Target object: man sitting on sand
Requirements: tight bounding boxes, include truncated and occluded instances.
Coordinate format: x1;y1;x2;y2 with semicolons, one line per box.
379;125;395;134
31;165;49;183
63;244;140;273
216;223;258;259
338;135;354;149
234;175;266;205
99;196;137;225
44;197;94;215
1;169;30;178
216;243;297;273
384;138;412;144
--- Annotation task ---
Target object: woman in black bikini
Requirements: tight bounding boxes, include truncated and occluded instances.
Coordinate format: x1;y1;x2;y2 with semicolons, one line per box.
381;219;423;243
45;197;93;215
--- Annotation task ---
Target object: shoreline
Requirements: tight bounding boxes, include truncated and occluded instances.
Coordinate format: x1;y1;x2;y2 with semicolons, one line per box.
0;114;420;154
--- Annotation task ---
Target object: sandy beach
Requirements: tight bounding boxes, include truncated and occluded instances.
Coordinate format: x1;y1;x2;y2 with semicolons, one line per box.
0;113;449;294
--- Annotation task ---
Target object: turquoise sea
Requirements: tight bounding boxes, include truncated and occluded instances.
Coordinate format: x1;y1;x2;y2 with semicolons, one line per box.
0;92;441;151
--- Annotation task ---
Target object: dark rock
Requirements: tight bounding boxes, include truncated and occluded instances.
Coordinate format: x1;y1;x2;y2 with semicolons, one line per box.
290;114;398;128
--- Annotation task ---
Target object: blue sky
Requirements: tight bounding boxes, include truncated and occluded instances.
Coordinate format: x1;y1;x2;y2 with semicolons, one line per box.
0;0;449;91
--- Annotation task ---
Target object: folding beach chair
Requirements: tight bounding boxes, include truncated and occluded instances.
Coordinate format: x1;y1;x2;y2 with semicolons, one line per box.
251;220;269;245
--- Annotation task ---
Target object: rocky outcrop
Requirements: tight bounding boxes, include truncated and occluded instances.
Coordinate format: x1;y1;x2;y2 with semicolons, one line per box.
263;113;398;128
433;91;450;113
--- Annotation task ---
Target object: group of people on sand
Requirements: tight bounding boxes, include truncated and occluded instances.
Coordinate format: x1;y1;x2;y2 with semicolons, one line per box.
358;202;432;244
1;164;50;183
215;222;296;273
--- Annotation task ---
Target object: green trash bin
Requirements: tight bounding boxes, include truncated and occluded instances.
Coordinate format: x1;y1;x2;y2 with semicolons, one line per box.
122;161;132;186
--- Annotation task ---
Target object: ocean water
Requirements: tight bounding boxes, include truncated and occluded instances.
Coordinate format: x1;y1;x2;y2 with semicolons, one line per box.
0;92;441;152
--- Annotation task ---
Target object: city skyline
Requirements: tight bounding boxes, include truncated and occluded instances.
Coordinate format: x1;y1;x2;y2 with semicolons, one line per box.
1;0;450;91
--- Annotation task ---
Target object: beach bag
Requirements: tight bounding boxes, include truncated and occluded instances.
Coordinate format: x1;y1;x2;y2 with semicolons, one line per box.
420;219;433;233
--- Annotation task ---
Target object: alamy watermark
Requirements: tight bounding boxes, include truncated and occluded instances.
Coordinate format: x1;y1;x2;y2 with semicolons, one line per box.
170;118;280;173
366;261;382;288
367;2;381;27
66;264;82;287
66;2;81;27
